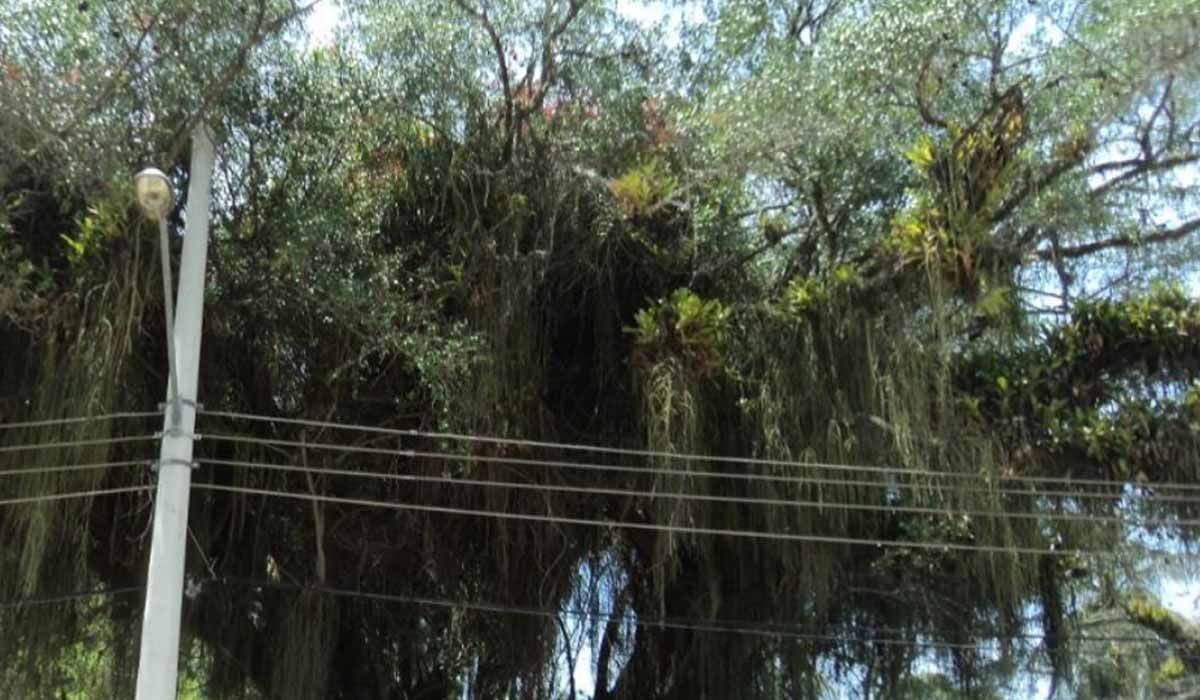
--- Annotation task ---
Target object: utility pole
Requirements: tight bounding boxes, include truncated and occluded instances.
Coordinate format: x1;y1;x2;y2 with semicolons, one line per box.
135;124;216;700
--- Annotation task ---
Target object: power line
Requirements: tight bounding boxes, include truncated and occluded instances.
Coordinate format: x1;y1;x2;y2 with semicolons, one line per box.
0;459;148;479
0;586;144;609
0;412;161;432
0;435;156;454
412;452;1200;505
199;433;1200;506
202;577;999;650
203;457;1200;528
0;485;154;508
199;410;1200;492
0;579;1171;656
0;579;1180;653
191;482;1104;557
209;577;1176;652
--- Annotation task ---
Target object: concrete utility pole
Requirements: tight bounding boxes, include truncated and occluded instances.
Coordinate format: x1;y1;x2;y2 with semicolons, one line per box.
135;124;216;700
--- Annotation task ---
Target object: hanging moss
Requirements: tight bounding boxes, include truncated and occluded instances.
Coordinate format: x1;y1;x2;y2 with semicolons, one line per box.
0;188;158;698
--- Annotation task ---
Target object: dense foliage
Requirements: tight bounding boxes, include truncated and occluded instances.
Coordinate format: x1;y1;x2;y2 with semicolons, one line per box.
1;0;1199;697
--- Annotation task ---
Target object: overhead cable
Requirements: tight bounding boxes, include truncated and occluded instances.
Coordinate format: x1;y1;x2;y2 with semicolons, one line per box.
211;577;1174;652
0;460;148;480
0;485;154;508
0;435;156;454
0;412;161;432
198;411;1200;492
191;482;1105;557
0;579;1179;653
199;434;1200;506
0;586;144;609
205;458;1200;528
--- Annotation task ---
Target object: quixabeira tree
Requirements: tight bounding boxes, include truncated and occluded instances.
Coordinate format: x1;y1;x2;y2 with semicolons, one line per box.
1;0;1199;697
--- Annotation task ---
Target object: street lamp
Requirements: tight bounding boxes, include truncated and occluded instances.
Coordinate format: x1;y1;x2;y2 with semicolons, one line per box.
134;168;174;221
136;167;182;424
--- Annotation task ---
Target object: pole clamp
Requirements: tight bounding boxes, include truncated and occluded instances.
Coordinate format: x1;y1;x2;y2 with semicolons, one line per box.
155;429;202;441
148;458;199;472
158;400;204;411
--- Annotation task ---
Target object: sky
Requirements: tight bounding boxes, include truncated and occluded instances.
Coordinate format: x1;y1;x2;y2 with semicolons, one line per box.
302;0;701;48
304;0;339;48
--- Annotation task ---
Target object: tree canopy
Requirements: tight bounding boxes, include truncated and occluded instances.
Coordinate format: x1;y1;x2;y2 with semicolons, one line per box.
1;0;1199;697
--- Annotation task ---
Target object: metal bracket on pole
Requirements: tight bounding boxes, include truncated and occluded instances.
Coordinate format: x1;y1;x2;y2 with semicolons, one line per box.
153;429;202;442
158;400;204;411
148;458;200;473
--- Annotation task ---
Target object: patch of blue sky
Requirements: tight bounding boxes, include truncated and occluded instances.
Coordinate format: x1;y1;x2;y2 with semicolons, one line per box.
304;0;339;50
616;0;704;47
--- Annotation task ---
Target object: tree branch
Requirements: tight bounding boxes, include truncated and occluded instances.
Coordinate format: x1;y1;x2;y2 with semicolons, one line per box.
914;49;949;130
517;0;589;126
1088;153;1200;200
591;582;629;700
812;179;838;257
300;434;327;585
1036;217;1200;260
55;10;162;143
1122;594;1200;674
8;6;164;173
166;0;325;163
727;198;799;221
452;0;515;163
1139;74;1174;157
990;148;1090;225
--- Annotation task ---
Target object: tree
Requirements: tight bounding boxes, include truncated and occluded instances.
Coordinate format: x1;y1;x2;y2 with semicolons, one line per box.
1;0;1198;697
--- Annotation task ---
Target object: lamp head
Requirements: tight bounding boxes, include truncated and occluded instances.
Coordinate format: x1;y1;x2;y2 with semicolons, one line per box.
134;168;173;220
